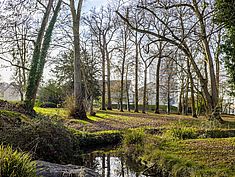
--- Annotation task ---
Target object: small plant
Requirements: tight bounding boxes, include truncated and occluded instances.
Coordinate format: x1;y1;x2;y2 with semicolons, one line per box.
0;145;37;177
64;95;76;116
169;127;198;140
123;129;145;146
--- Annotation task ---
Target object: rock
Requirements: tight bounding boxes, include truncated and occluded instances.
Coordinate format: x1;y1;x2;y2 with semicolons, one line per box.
36;160;100;177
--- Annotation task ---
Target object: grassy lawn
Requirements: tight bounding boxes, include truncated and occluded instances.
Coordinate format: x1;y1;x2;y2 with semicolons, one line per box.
34;107;235;176
34;107;68;117
34;107;235;131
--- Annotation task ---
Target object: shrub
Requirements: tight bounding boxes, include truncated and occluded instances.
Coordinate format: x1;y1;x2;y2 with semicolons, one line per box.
38;80;66;105
0;110;30;128
40;102;57;108
0;145;36;177
34;99;42;107
169;127;198;140
64;96;76;116
118;129;146;169
0;119;81;165
203;129;235;138
123;129;145;146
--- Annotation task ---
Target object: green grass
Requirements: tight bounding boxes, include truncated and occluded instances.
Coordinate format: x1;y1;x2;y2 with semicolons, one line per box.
0;145;37;177
34;107;68;117
0;110;32;127
127;134;235;176
33;107;235;176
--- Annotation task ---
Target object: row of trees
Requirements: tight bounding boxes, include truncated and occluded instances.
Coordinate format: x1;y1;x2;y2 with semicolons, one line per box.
0;0;88;118
0;0;234;121
81;0;225;121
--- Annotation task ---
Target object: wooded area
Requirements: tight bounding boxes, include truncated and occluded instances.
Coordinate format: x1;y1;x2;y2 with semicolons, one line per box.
0;0;235;176
1;0;234;120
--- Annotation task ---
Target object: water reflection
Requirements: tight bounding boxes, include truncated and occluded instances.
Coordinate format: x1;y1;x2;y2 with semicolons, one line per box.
82;152;147;177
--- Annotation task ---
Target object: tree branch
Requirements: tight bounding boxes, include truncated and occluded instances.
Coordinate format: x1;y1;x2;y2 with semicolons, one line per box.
0;56;29;71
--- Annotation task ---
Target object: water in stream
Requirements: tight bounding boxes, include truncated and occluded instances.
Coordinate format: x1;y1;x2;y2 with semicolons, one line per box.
82;152;148;177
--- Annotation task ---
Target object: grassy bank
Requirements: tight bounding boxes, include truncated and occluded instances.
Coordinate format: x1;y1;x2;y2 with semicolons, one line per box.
1;105;235;176
0;109;123;165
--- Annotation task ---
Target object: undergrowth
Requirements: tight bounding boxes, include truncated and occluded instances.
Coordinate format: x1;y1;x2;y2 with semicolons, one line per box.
0;145;37;177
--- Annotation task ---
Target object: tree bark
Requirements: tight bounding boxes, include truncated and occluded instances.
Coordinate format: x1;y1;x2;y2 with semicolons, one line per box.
120;63;125;112
106;41;112;110
184;77;189;115
187;58;197;118
70;0;87;119
167;73;171;114
178;81;184;115
25;0;61;112
120;26;128;112
142;68;147;113
126;64;130;112
193;0;222;121
155;54;162;114
101;35;106;110
134;30;139;113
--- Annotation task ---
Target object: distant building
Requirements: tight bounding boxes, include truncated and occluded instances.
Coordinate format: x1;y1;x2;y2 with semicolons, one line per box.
147;57;179;109
138;82;179;107
223;97;235;114
0;82;22;101
98;80;134;105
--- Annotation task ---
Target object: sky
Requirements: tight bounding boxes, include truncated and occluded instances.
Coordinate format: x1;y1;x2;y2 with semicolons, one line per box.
0;0;109;83
85;0;109;10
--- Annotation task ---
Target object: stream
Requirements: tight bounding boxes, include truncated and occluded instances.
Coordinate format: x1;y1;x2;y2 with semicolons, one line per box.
81;152;148;177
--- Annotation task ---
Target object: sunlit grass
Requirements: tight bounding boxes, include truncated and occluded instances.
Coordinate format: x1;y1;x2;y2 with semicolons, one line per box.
11;106;235;175
34;107;68;117
162;137;235;175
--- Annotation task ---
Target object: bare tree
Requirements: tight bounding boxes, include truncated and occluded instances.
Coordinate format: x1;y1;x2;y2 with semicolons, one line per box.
84;7;116;110
139;35;157;113
116;0;223;121
70;0;87;119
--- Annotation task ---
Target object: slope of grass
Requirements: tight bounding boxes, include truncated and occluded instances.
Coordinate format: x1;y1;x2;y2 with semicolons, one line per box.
141;137;235;176
33;107;235;176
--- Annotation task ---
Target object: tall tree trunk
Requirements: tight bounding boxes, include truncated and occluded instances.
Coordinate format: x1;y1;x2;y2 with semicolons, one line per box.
70;0;87;119
102;154;105;177
184;77;189;115
106;42;112;110
25;0;61;112
101;35;106;110
107;154;111;177
24;0;53;111
167;74;171;114
120;27;128;112
178;80;184;115
14;24;27;101
126;64;130;112
120;66;125;112
215;30;222;103
89;96;95;116
155;56;162;114
193;0;222;122
142;68;147;113
187;58;197;118
134;31;139;113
